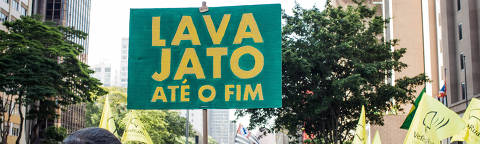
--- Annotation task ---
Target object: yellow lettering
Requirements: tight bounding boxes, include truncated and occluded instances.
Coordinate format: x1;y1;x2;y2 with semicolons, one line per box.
230;46;264;79
243;84;263;101
168;86;179;102
225;85;234;101
181;85;190;102
203;14;230;45
206;48;227;78
152;49;171;81
198;85;216;102
152;17;166;46
233;13;263;44
236;85;241;101
151;87;167;102
174;48;205;80
172;16;201;45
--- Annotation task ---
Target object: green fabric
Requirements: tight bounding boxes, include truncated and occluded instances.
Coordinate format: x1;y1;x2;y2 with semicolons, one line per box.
400;87;426;129
128;4;281;109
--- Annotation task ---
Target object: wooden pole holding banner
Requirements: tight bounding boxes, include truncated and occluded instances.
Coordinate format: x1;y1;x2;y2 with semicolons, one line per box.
199;3;209;144
203;109;208;144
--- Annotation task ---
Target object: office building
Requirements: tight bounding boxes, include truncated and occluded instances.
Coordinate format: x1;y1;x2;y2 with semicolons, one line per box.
120;38;129;88
208;109;232;144
332;0;443;143
33;0;92;133
92;62;113;87
178;109;235;144
440;0;480;116
0;0;31;31
33;0;91;62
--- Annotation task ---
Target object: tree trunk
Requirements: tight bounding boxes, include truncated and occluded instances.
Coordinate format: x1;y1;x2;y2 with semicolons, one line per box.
15;94;24;144
29;118;39;144
27;101;40;144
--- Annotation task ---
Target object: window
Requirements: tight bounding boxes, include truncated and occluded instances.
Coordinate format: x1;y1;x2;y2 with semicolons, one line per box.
460;53;465;70
457;0;461;11
20;6;26;16
10;125;20;136
12;0;18;11
458;24;463;40
1;0;8;4
0;13;7;22
94;68;101;72
461;82;466;100
105;68;111;72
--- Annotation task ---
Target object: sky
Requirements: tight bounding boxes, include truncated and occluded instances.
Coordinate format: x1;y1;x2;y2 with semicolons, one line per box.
88;0;326;67
88;0;326;125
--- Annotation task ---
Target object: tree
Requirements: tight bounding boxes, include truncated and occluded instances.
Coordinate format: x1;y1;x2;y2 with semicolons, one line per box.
134;110;195;144
44;126;67;144
236;2;427;143
85;87;195;144
0;16;107;144
86;87;127;129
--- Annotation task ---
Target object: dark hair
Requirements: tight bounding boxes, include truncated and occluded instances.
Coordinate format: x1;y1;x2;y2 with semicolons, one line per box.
63;128;121;144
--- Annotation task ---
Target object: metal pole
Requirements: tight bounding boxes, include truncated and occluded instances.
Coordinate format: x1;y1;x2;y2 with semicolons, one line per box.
186;109;190;144
464;55;468;108
203;109;208;144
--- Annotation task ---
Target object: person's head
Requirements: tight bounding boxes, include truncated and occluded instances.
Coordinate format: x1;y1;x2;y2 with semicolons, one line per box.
63;127;121;144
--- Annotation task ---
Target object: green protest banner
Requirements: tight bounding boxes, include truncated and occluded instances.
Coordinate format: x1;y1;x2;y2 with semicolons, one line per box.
128;4;281;109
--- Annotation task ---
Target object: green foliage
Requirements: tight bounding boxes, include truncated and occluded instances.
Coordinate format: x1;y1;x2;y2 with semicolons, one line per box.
85;87;195;144
43;126;67;144
236;2;427;143
208;136;219;144
0;16;107;143
86;87;127;129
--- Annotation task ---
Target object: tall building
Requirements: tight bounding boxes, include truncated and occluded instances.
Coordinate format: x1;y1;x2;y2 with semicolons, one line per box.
120;38;129;88
33;0;92;133
33;0;91;62
332;0;442;143
208;109;232;144
92;62;113;87
440;0;480;118
0;0;33;143
0;0;32;31
177;109;236;144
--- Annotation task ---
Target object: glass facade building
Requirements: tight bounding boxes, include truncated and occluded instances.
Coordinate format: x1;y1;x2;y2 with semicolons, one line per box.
34;0;91;62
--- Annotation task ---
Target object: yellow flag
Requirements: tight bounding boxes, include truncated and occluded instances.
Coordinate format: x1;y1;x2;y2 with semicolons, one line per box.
372;130;381;144
121;111;154;144
99;95;116;134
452;98;480;143
353;105;366;144
403;94;465;144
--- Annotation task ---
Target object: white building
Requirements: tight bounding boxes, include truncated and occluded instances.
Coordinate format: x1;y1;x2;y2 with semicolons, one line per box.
92;62;113;87
208;109;233;144
0;0;31;31
177;109;236;144
119;38;129;88
176;110;204;139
